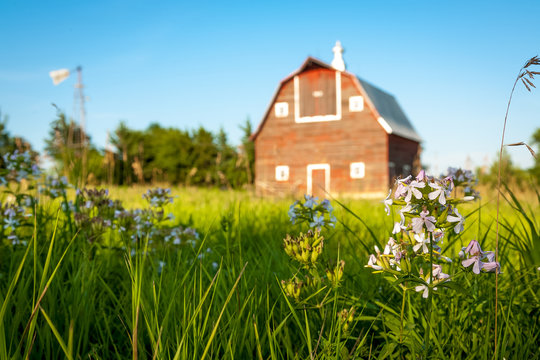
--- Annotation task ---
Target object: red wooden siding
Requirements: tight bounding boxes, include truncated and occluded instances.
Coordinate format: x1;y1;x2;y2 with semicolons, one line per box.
299;69;337;117
388;135;421;181
254;69;390;197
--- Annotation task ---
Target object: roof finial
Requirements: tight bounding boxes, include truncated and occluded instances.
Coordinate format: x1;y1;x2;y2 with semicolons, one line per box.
331;41;345;72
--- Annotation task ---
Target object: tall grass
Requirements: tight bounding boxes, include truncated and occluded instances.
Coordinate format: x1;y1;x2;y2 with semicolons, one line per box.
0;186;538;358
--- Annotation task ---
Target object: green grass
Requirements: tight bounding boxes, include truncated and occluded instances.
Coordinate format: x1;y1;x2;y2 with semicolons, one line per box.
0;185;538;359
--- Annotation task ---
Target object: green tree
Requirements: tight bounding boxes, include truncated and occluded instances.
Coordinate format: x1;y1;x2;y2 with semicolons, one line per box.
478;150;529;189
142;123;192;184
0;109;36;169
239;117;255;185
189;126;218;186
110;121;145;185
44;110;105;185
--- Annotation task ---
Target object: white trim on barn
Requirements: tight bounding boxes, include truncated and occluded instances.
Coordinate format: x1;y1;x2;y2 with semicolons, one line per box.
275;165;289;181
377;116;393;134
350;162;365;179
349;96;364;112
274;102;289;118
294;72;342;123
306;163;331;196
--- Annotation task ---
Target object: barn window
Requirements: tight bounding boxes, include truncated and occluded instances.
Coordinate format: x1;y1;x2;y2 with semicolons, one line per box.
349;96;364;112
403;165;411;175
294;70;341;123
275;165;289;181
275;102;289;118
350;162;365;179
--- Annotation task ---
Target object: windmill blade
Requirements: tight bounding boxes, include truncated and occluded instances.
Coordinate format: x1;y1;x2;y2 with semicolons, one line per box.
49;68;70;85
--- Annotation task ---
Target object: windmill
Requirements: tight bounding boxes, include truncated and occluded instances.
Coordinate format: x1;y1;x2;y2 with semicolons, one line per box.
49;66;88;186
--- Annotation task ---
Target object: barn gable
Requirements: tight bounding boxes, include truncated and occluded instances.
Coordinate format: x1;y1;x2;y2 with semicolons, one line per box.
252;57;421;144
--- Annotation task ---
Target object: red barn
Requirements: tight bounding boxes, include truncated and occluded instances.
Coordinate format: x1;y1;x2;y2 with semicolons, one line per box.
251;42;421;198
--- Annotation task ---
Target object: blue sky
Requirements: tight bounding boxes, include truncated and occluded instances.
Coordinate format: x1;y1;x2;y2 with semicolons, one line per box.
1;0;539;174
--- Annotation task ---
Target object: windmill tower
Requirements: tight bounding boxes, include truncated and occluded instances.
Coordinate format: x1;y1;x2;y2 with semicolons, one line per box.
49;66;88;185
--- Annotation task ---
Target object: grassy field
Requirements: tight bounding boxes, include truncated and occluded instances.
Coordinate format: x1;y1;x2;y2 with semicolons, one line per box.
0;182;539;359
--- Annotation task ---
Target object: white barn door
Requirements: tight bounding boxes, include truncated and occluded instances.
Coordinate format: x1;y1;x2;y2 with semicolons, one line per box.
307;164;330;198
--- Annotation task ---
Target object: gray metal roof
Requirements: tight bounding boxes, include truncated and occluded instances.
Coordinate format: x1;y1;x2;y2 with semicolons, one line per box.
357;77;422;143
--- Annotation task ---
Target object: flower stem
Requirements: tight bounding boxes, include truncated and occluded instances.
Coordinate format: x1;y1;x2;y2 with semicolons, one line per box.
425;232;434;357
400;284;406;344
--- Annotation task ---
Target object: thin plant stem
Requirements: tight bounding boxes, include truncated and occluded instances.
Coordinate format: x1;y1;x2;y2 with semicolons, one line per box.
494;70;521;360
425;232;434;358
399;283;407;344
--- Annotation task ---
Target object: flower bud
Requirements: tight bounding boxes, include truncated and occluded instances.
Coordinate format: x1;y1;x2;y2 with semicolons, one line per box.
311;251;319;264
401;257;410;273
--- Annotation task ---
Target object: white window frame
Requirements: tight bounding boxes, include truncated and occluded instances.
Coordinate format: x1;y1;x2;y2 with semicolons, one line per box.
350;162;365;179
349;96;364;112
274;102;289;118
307;163;330;195
275;165;289;181
294;72;342;123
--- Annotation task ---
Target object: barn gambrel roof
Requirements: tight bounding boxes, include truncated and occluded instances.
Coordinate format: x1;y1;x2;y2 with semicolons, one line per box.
251;57;422;143
357;78;422;143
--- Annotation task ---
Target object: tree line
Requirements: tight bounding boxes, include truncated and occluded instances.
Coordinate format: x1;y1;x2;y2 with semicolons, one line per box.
2;108;254;188
45;111;255;188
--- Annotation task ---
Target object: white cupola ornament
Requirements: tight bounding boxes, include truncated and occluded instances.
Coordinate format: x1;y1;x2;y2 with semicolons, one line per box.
331;41;346;72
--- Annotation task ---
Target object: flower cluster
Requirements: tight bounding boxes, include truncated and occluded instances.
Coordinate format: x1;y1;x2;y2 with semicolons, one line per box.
73;188;121;240
460;239;500;274
281;197;344;302
326;260;345;288
39;175;70;199
0;201;31;244
447;167;479;199
113;188;198;247
283;229;324;267
143;187;174;208
0;151;203;251
281;277;303;300
367;169;499;298
288;195;336;229
337;307;356;333
0;150;40;184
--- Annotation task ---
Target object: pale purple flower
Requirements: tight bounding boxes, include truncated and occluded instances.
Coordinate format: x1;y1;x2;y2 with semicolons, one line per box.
432;264;450;280
394;176;412;199
413;232;430;254
415;279;436;299
461;239;484;274
383;189;393;215
416;170;426;182
412;210;436;233
288;201;299;224
404;180;425;203
464;239;482;256
384;237;398;256
447;208;465;234
482;261;501;273
392;221;405;234
484;251;495;262
462;256;483;274
309;214;325;228
428;181;448;205
366;254;383;270
303;195;318;209
321;199;333;212
433;229;444;243
393;205;410;233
